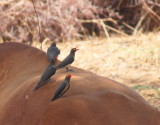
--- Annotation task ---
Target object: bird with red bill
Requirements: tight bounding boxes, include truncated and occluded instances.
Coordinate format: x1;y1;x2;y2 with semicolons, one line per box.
51;74;72;101
55;47;79;72
47;42;60;65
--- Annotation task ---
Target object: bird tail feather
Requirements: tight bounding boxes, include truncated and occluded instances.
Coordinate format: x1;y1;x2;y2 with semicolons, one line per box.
51;95;60;101
55;66;59;70
33;80;44;91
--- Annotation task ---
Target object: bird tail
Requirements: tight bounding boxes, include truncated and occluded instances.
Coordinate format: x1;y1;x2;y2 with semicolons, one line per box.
33;80;44;91
54;65;59;70
51;95;60;101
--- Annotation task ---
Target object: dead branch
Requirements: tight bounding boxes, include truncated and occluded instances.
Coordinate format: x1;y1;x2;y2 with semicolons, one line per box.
30;0;42;49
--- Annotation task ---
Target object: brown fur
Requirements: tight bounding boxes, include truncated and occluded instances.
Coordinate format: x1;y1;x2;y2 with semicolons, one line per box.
0;42;159;125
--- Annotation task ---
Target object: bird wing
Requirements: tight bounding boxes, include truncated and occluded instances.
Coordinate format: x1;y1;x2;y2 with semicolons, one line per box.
56;55;74;69
54;81;67;98
40;66;55;81
56;47;60;55
33;66;56;90
47;47;60;61
61;82;70;96
33;80;46;90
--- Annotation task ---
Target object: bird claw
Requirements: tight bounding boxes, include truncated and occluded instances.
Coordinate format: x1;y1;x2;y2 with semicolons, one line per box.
66;68;73;72
49;79;55;83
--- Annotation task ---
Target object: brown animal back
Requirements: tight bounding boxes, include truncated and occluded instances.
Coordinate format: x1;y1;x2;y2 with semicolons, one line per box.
0;42;159;125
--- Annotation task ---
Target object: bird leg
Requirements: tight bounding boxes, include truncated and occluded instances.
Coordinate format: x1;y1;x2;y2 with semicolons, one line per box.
50;59;56;65
45;78;51;83
66;67;73;72
49;79;56;83
60;95;65;99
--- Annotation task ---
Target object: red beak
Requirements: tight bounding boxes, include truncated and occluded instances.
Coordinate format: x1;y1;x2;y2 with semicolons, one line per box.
68;74;72;78
74;49;79;51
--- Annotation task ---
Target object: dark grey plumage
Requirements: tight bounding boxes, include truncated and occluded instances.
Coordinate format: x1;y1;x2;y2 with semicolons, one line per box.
51;74;72;101
33;64;57;91
55;48;79;71
47;42;60;64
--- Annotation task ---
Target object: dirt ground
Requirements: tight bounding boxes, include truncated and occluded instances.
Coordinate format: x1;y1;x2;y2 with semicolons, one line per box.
33;32;160;110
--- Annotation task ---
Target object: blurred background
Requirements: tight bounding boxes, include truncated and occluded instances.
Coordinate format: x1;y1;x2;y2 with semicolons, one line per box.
0;0;159;109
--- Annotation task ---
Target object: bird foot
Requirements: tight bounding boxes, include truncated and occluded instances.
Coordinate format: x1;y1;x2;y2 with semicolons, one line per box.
66;69;73;72
49;79;56;83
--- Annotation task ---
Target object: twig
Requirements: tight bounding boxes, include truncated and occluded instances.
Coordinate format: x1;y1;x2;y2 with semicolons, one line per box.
80;18;128;37
117;0;123;10
133;11;148;36
46;0;50;27
142;0;160;22
100;20;109;38
122;22;135;31
105;24;128;36
133;2;155;36
79;18;118;25
30;0;42;50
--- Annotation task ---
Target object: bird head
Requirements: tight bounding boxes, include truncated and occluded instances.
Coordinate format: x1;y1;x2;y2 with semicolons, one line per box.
51;42;56;47
67;74;72;78
71;47;79;53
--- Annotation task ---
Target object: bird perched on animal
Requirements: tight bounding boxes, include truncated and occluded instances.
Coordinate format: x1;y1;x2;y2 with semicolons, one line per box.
47;42;60;64
55;48;79;72
51;74;72;101
33;61;57;91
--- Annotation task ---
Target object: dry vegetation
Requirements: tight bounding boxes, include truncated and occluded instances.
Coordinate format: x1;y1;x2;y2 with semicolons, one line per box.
0;0;160;43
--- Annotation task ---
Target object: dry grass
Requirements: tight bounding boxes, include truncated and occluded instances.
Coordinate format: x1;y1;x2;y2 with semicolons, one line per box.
33;32;160;109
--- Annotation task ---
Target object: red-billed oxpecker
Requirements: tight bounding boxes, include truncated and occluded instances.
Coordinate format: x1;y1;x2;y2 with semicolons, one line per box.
55;48;79;72
33;61;57;91
47;42;60;64
51;74;72;101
